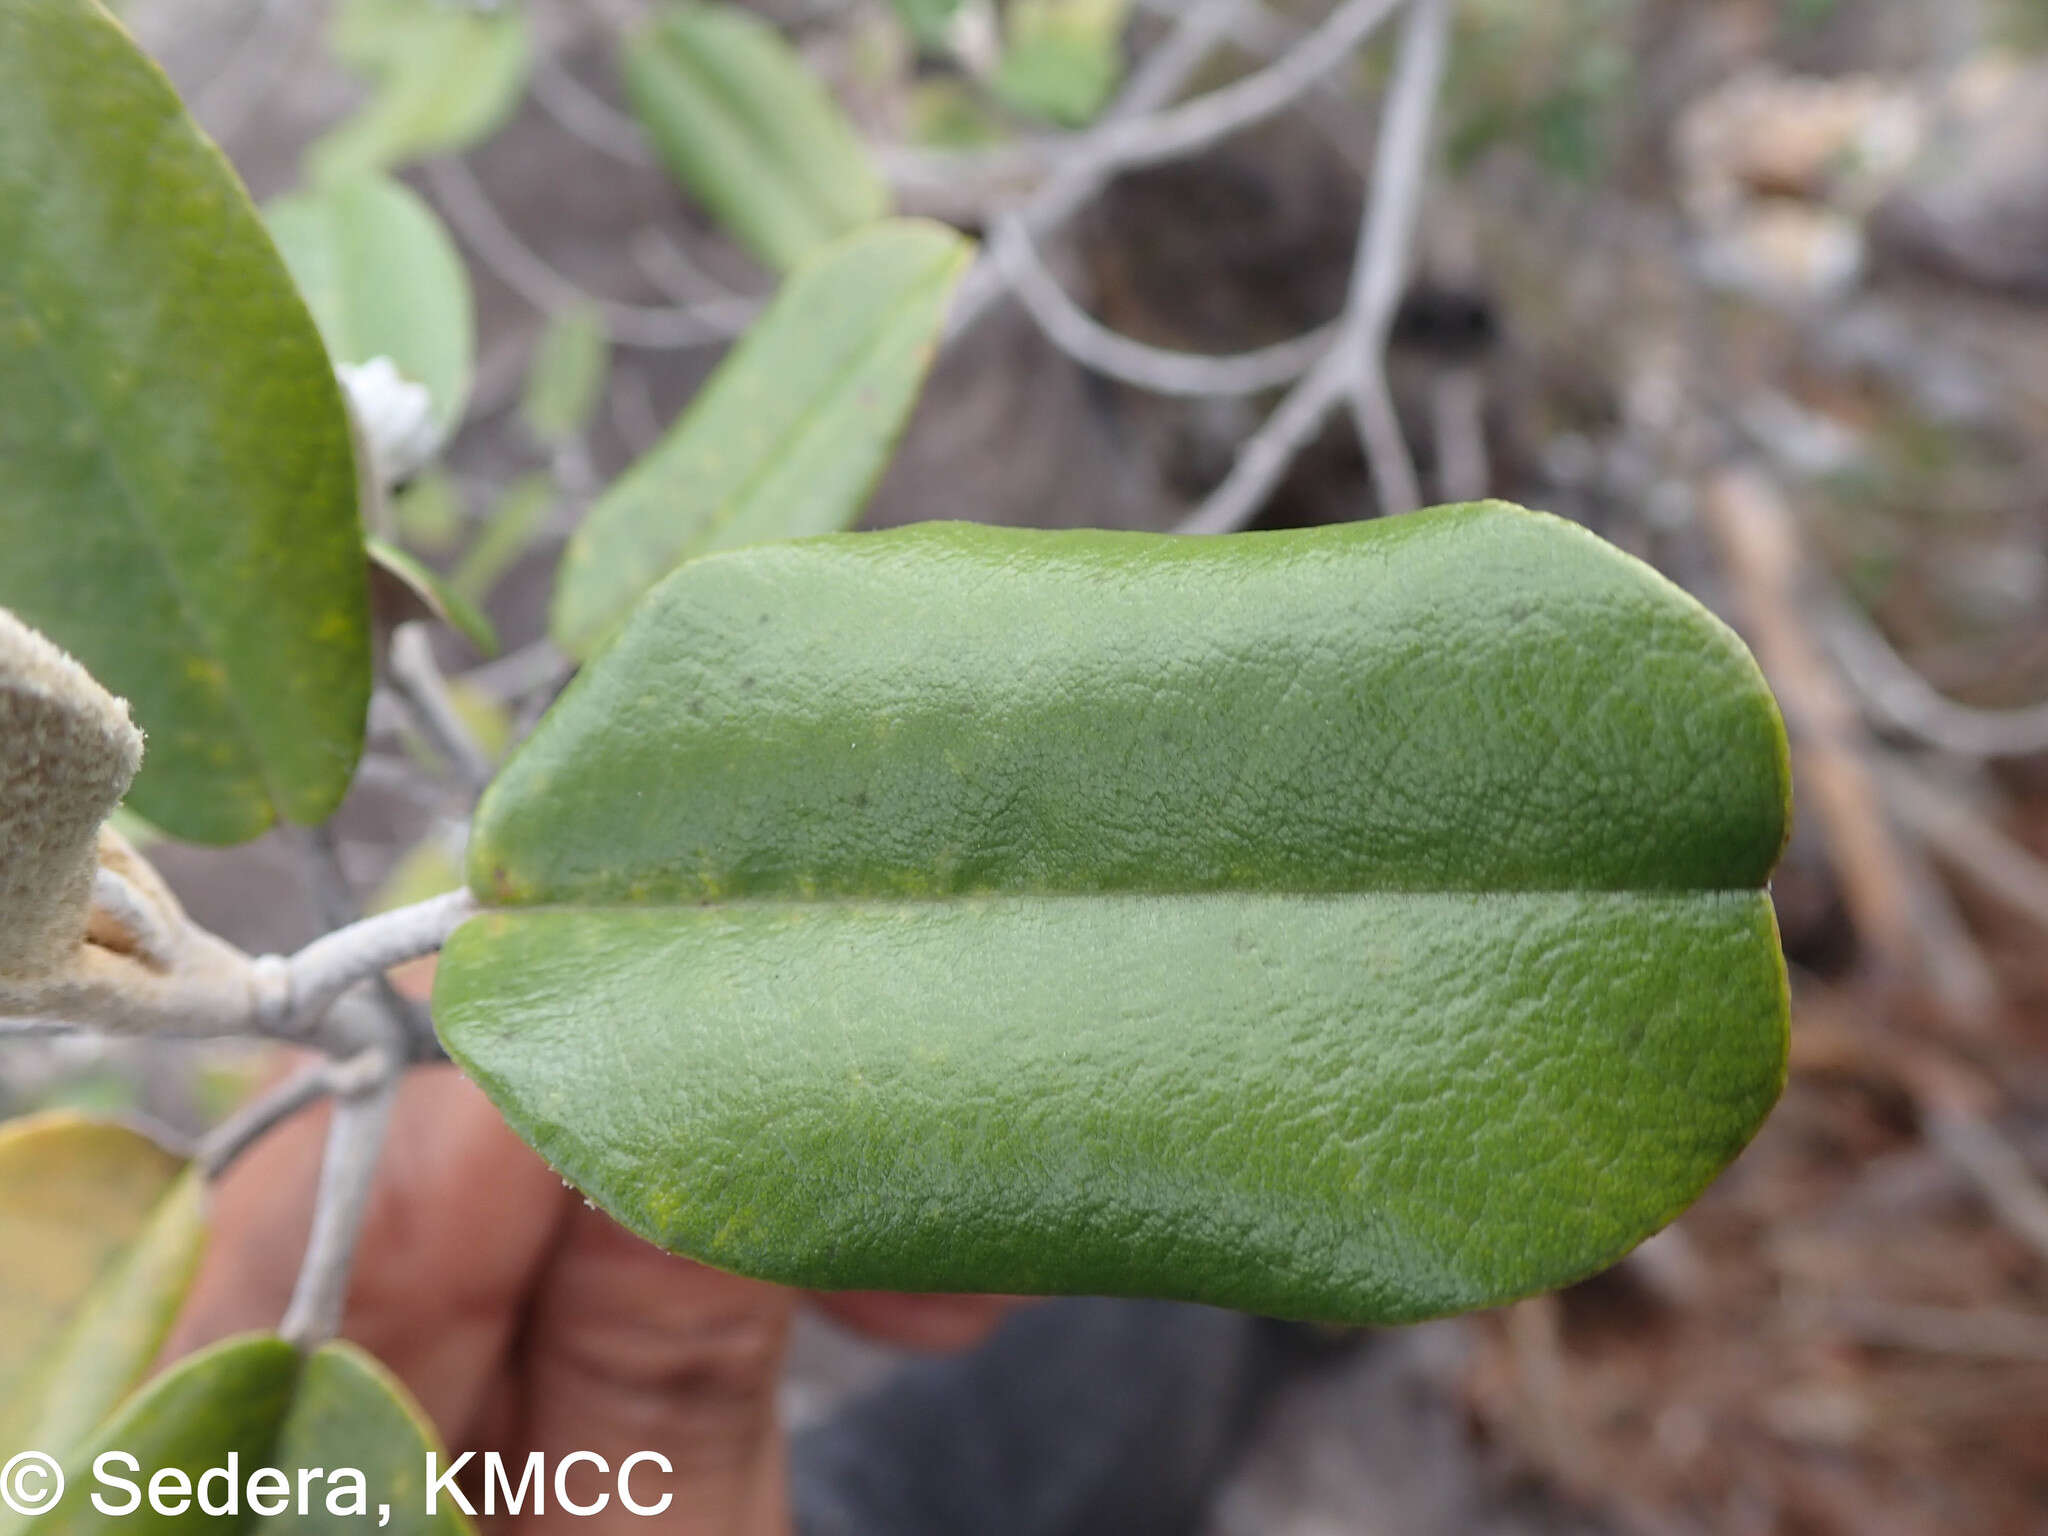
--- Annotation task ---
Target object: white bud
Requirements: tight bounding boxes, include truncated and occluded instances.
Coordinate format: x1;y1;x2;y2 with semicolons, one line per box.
337;356;443;490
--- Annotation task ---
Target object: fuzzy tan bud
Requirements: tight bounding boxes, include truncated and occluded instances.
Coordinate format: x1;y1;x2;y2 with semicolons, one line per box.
1;609;143;976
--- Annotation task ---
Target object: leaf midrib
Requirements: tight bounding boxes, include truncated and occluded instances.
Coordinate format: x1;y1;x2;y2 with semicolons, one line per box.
473;886;1771;916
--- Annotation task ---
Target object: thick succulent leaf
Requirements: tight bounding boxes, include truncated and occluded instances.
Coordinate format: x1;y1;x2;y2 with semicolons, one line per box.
521;303;609;449
311;0;531;180
621;2;889;271
16;1337;472;1534
993;0;1131;125
0;1115;205;1472
0;0;370;844
550;220;970;659
266;174;475;434
439;504;1792;1325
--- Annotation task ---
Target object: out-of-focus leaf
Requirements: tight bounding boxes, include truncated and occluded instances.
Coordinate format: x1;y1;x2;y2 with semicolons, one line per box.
368;538;499;657
622;3;889;271
910;79;1006;148
369;830;465;915
992;0;1130;126
0;1115;206;1468
19;1335;474;1535
0;0;370;844
311;0;531;180
521;304;609;448
267;174;475;435
451;473;553;606
392;678;510;780
890;0;962;49
550;219;970;659
392;468;465;555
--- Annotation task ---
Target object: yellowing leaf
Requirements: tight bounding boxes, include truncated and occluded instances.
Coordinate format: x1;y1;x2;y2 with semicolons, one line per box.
0;1115;206;1466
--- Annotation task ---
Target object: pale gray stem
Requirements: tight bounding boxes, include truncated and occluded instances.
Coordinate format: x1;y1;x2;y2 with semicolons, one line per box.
1819;601;2048;757
286;888;477;1038
1085;0;1407;174
530;54;653;165
950;0;1334;334
425;158;757;349
1336;0;1448;513
389;623;495;793
198;1060;337;1177
296;822;359;934
1177;0;1444;533
279;1015;402;1351
990;217;1336;396
1354;357;1421;515
1174;347;1351;535
461;636;574;703
1430;364;1490;502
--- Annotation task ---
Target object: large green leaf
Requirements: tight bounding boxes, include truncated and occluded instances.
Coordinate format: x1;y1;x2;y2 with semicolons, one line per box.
520;303;608;449
311;0;531;181
993;0;1131;126
549;219;970;659
621;2;889;272
266;174;475;435
438;504;1792;1325
0;0;371;844
16;1335;473;1534
0;1115;206;1466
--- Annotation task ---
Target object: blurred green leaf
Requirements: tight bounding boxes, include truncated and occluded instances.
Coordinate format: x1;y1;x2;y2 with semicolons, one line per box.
311;0;531;180
991;0;1129;126
267;173;475;435
521;304;609;448
0;0;370;844
392;467;466;554
0;1115;206;1472
622;3;889;271
890;0;962;49
910;78;1006;148
369;831;465;915
368;537;499;656
1444;0;1634;179
550;219;972;659
451;473;553;606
